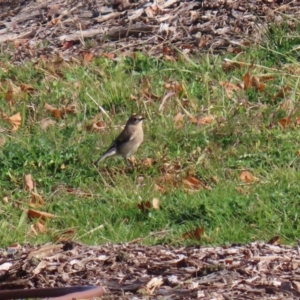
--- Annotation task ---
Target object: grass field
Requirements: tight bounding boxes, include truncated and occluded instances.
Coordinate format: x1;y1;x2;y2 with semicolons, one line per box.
1;20;300;247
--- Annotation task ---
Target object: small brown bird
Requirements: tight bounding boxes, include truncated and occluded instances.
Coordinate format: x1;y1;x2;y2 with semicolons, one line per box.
94;114;145;166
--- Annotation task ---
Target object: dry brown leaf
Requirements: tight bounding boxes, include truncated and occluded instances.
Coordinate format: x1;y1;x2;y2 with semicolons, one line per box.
3;196;9;204
182;226;204;241
240;170;259;183
267;235;280;245
174;112;184;128
243;72;265;92
137;201;152;212
278;117;291;128
222;60;244;72
40;118;56;130
152;198;160;210
143;158;153;167
2;112;22;131
20;83;35;93
29;192;45;207
83;51;94;66
154;183;166;194
103;52;116;59
27;209;58;219
44;103;57;112
197;115;215;125
219;81;242;97
35;219;47;233
86;121;106;132
182;176;204;190
5;87;13;106
24;174;34;191
54;229;75;242
273;86;291;100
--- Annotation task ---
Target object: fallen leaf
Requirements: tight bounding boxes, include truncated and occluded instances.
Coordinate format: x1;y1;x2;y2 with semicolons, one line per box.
54;229;75;242
137;201;152;212
44;103;62;119
20;83;35;93
5;87;13;106
267;235;280;245
35;219;47;233
240;170;259;183
3;196;9;204
24;174;34;191
29;192;45;207
83;51;94;66
219;81;242;97
2;112;22;131
182;176;204;190
152;198;160;210
182;226;204;241
278;117;291;128
174;112;184;128
103;52;116;59
154;183;166;194
143;158;153;167
273;86;291;100
27;209;58;219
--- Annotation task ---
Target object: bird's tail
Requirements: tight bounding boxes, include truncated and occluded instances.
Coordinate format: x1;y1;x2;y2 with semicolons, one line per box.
94;147;117;165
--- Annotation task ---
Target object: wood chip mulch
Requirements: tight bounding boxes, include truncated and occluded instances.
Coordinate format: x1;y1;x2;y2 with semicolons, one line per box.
0;0;300;62
1;241;300;299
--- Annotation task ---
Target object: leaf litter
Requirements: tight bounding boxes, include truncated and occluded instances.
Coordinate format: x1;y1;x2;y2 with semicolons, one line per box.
1;241;300;299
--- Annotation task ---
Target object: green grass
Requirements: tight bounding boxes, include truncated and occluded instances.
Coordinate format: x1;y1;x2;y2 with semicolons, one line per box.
1;21;300;247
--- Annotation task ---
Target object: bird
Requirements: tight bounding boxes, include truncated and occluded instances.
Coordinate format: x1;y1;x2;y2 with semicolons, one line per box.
94;114;145;166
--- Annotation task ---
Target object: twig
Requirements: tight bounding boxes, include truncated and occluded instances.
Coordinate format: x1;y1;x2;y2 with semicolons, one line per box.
86;92;112;122
159;92;175;112
128;229;172;244
77;224;104;239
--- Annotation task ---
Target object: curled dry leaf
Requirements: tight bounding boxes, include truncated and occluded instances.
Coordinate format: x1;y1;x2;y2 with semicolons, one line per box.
143;157;153;167
182;226;204;241
174;112;184;128
278;117;291;128
27;209;58;219
189;115;215;125
2;112;22;131
137;199;160;212
5;87;13;106
182;176;206;191
44;103;62;119
267;235;280;245
20;83;35;93
29;192;45;207
54;228;75;242
240;170;259;183
34;219;47;233
86;121;106;132
154;183;166;194
83;51;94;66
24;174;34;191
219;81;242;98
243;72;266;92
